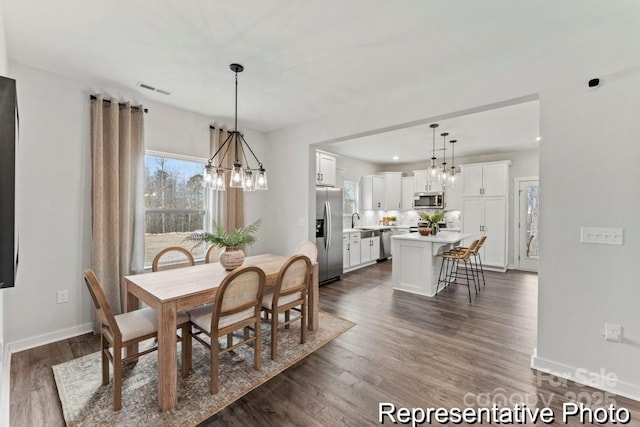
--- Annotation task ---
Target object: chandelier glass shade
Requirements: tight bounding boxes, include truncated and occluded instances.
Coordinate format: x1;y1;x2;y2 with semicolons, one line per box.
203;64;267;192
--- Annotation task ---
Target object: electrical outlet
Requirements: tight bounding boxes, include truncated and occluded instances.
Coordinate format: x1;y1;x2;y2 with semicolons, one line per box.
605;323;622;343
57;290;69;304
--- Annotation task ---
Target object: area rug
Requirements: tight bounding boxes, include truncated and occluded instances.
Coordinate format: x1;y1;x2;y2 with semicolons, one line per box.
53;311;355;426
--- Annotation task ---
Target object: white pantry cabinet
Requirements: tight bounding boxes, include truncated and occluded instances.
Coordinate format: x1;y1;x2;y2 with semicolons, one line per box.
462;197;507;269
316;151;337;187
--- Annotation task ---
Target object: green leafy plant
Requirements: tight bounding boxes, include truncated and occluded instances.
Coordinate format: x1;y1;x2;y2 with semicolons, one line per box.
418;211;444;224
185;219;261;248
388;216;397;222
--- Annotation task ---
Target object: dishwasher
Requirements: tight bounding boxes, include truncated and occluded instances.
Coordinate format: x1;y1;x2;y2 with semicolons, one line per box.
378;228;392;261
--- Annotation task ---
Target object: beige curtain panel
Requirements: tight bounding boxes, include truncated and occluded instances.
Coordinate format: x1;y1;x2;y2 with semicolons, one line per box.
90;97;145;325
208;127;244;231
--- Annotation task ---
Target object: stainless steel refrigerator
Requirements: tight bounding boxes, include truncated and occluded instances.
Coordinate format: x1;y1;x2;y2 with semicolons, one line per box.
315;187;343;285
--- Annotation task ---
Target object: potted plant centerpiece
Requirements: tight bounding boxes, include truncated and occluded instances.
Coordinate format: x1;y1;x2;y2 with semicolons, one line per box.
186;219;261;270
417;211;445;236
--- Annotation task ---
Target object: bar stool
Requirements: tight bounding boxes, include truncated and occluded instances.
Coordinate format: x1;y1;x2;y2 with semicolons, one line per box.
436;239;479;302
450;235;487;289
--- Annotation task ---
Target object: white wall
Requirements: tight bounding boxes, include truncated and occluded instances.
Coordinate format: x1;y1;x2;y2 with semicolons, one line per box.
0;0;9;398
3;62;271;349
266;20;640;398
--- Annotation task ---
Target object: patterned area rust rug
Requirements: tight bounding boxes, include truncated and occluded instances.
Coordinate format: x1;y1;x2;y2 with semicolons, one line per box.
53;311;355;427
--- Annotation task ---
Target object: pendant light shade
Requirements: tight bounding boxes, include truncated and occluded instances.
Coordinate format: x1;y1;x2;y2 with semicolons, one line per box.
203;63;268;192
429;123;439;177
440;132;449;185
449;139;457;189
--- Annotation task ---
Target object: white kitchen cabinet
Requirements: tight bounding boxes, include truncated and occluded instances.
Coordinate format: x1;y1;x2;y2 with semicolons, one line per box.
414;169;442;193
462;197;507;270
360;236;380;263
360;175;385;210
316;151;337;187
401;176;415;210
461;161;510;197
349;232;361;267
390;227;410;255
382;172;402;210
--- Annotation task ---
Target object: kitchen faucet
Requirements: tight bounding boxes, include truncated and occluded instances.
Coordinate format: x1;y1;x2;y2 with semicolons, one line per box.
351;212;360;228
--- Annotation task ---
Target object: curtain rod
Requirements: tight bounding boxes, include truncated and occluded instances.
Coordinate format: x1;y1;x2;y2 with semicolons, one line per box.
90;95;148;113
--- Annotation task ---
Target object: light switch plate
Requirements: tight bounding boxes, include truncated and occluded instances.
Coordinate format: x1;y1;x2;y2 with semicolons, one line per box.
580;227;623;245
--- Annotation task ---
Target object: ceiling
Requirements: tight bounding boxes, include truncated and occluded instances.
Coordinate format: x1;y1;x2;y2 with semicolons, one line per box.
323;99;540;164
5;0;628;135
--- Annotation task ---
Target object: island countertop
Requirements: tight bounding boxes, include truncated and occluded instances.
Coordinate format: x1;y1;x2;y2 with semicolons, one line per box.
391;231;474;244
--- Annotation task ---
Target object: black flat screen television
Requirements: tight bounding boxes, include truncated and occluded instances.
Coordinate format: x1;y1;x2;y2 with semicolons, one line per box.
0;76;16;288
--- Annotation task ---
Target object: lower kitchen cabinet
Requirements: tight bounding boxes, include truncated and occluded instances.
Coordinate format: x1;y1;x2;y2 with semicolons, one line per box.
462;197;507;270
360;236;380;264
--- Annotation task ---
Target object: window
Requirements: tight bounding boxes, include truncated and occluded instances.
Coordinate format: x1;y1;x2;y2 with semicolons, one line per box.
144;154;208;267
343;180;358;215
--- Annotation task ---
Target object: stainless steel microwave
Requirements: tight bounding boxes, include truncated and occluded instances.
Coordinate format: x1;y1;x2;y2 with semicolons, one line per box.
413;192;444;209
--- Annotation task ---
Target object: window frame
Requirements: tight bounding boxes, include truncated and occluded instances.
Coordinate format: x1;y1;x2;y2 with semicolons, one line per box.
343;180;359;216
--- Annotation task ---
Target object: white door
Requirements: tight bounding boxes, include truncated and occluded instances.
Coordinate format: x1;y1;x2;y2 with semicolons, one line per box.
462;165;483;197
482;164;508;196
401;176;415;210
372;176;385;209
517;180;539;271
462;198;483;237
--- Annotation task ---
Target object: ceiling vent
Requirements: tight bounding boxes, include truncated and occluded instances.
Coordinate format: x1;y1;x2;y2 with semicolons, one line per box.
136;81;171;95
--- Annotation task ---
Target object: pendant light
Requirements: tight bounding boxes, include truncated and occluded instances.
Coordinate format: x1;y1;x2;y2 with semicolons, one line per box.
203;63;268;191
429;124;439;178
449;139;457;188
440;132;449;185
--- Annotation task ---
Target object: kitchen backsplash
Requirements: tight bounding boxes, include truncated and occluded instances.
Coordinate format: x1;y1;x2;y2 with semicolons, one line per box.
345;209;461;229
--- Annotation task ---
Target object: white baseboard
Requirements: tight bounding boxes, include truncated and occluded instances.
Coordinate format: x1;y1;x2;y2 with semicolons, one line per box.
8;322;93;354
0;341;10;427
531;348;640;402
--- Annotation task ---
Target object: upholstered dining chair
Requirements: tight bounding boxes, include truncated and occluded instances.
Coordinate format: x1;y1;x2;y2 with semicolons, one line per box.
205;245;222;264
261;254;312;360
152;246;195;272
186;265;266;394
83;269;191;410
294;240;318;262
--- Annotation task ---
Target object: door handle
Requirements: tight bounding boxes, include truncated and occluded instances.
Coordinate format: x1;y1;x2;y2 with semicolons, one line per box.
325;201;332;250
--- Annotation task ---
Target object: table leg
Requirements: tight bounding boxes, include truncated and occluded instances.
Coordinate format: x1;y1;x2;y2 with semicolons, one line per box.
308;263;319;331
124;279;140;357
157;302;178;411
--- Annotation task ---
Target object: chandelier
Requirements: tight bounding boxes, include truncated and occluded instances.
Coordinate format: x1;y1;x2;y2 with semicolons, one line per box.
203;64;267;192
440;132;449;184
429;123;439;178
449;139;457;188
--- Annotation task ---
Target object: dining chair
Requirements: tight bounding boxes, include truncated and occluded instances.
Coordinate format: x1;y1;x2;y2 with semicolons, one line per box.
83;269;191;410
294;240;318;262
187;265;266;394
261;254;312;360
152;246;195;272
205;245;222;264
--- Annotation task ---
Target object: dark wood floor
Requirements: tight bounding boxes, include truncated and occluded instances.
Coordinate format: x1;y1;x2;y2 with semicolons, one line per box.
10;262;640;426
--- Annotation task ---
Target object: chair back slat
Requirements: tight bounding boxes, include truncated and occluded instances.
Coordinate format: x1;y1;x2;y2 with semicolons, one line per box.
83;269;121;338
152;246;195;272
212;266;266;330
295;241;318;262
274;255;312;300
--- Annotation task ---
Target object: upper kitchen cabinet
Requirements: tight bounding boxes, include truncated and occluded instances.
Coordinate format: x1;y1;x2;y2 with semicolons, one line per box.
444;172;463;210
316;150;337;187
460;161;511;197
401;175;415;210
360;175;385;210
381;172;402;210
414;169;443;193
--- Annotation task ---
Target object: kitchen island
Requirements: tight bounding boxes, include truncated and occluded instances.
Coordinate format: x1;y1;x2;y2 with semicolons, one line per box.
391;231;474;297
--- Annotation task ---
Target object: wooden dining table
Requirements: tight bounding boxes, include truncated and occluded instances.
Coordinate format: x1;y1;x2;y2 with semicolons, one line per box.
123;253;319;412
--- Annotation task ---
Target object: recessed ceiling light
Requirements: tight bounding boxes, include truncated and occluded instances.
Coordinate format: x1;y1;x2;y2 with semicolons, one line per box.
392;155;399;160
536;136;541;141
